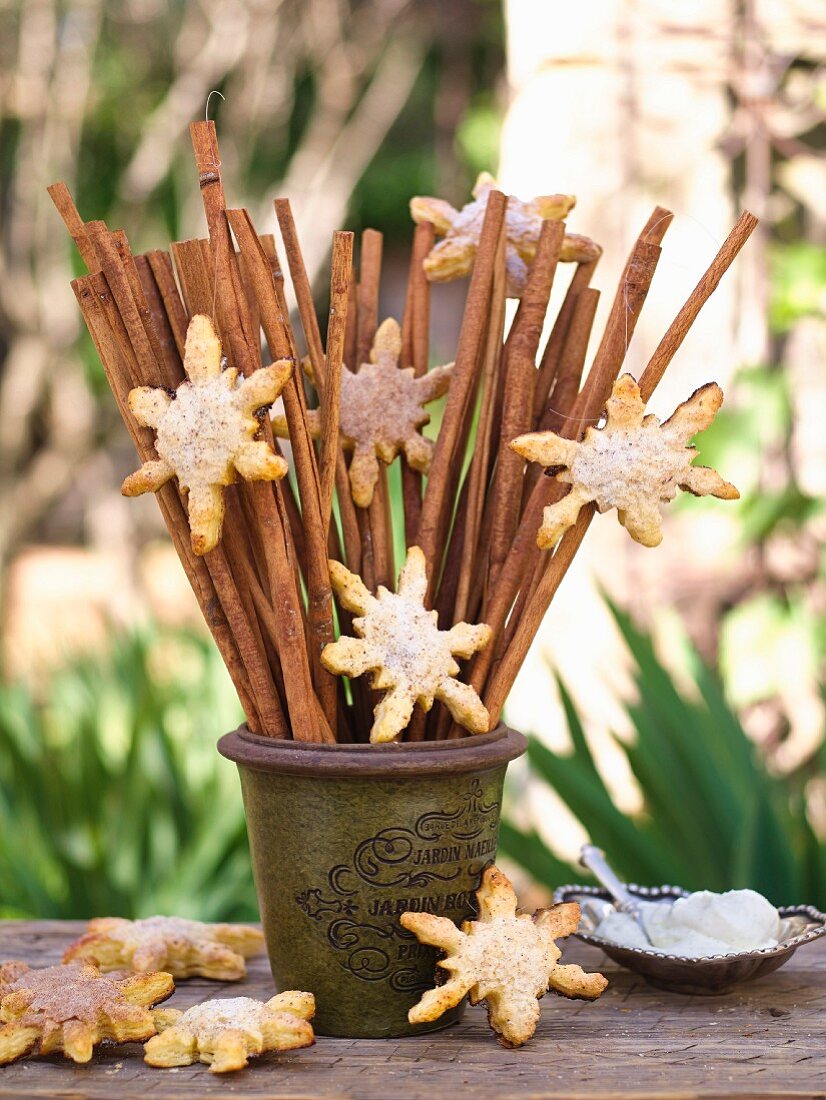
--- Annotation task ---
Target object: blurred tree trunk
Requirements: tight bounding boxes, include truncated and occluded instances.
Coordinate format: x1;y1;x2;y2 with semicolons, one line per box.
500;0;826;767
501;0;740;403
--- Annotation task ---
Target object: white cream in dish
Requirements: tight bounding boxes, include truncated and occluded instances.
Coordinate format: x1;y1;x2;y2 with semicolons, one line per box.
594;889;781;957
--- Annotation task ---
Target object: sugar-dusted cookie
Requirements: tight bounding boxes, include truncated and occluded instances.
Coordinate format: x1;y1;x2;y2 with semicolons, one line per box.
144;991;315;1073
63;915;265;981
0;961;173;1065
122;314;292;555
411;171;601;298
511;374;740;549
273;318;452;508
321;545;491;742
402;865;607;1047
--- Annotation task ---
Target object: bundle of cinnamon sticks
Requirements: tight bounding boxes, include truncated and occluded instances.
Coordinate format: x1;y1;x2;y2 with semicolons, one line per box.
49;120;756;745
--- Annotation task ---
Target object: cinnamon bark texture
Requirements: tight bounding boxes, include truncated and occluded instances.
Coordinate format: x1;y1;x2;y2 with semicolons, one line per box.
51;146;754;745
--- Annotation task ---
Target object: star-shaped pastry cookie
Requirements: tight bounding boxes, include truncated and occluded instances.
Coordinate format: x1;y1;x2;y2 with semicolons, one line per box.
321;545;491;742
144;991;315;1073
273;318;452;508
63;916;265;981
511;374;740;549
0;961;173;1065
402;865;607;1047
411;171;601;298
122;314;292;554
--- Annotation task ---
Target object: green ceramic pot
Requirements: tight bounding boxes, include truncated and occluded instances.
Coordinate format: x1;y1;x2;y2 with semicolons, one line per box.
218;723;526;1038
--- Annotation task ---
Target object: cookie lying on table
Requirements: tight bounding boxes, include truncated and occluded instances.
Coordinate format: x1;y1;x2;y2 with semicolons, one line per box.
144;991;315;1073
401;864;607;1047
0;961;173;1065
63;915;264;981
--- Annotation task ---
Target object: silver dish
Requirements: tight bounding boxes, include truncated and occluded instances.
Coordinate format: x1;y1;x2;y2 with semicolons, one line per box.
553;883;826;994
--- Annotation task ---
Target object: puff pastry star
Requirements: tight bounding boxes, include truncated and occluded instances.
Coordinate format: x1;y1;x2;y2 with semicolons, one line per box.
274;318;452;508
122;313;292;554
63;915;265;981
321;545;491;742
402;865;607;1047
0;961;173;1065
144;991;315;1073
411;171;601;298
511;374;740;549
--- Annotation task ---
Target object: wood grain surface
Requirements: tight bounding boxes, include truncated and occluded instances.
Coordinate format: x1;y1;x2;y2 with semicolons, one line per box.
0;921;822;1099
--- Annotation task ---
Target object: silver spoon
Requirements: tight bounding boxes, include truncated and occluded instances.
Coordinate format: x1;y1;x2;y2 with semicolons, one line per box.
579;844;650;940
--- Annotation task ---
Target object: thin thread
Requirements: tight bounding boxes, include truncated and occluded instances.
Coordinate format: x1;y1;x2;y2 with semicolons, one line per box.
539;208;681;427
205;89;225;122
541;407;605;425
616;209;726;386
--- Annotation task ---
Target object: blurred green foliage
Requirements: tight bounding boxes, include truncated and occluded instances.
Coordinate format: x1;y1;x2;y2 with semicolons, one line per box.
1;4;504;250
0;628;254;921
669;231;826;724
501;602;826;908
770;242;826;332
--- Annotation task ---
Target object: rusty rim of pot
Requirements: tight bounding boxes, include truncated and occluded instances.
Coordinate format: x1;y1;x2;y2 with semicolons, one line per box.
218;723;527;778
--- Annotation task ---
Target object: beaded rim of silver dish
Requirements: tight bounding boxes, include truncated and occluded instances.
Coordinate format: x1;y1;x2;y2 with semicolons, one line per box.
553;883;826;962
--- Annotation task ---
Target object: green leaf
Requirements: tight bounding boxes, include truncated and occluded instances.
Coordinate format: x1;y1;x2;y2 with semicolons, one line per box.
503;597;824;907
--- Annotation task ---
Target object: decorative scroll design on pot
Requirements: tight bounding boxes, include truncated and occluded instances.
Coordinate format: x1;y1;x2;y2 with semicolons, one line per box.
351;828;462;890
295;888;359;921
294;780;501;984
415;779;499;842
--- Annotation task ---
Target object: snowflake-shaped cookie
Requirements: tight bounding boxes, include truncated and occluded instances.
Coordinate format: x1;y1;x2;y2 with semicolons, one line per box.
122;314;292;555
411;171;602;298
402;865;607;1047
63;915;265;981
273;318;452;508
321;545;491;742
0;961;173;1065
511;374;740;549
144;991;315;1073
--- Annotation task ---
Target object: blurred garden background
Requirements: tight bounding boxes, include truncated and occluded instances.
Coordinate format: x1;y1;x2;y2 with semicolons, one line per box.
0;0;824;919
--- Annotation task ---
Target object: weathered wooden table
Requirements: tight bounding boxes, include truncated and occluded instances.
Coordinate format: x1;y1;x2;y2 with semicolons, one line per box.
0;921;822;1098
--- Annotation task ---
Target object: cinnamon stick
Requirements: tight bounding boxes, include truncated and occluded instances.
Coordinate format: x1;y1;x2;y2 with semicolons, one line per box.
356;229;383;366
487;220;564;585
485;210;757;725
344;268;359;374
274;197;362;574
468;213;670;703
537;287;600;433
226;206;339;730
417;189;507;596
191;120;332;743
484;505;594;726
133;254;185;383
322;232;354;533
91;252;287;735
531;257;599;426
47;181;98;271
520;286;600;511
48;186;279;732
86;230;281;720
638;210;758;403
355;229;394;591
400;221;434;545
446;225;507;628
73;271;287;736
145;249;189;359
